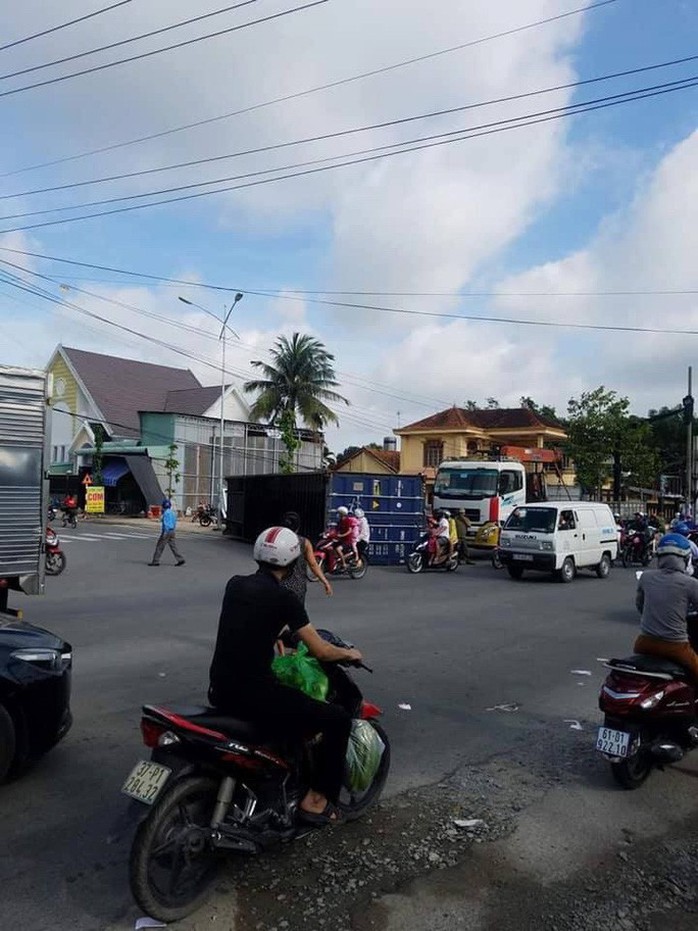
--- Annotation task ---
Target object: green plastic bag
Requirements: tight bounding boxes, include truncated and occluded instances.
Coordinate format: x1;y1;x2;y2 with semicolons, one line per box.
345;719;385;792
272;643;329;702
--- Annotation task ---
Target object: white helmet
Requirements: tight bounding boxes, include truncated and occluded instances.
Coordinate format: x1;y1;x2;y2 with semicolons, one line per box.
337;506;349;516
354;507;365;518
253;526;301;567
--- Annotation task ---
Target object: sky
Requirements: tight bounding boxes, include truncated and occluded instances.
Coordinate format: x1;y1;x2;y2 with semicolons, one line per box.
1;0;697;453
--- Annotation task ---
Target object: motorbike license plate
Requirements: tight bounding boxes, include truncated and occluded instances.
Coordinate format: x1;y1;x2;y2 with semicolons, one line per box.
122;760;171;805
513;554;534;562
596;726;631;758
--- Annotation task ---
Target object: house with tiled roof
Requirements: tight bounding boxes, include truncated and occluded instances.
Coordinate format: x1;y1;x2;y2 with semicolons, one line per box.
394;405;572;493
335;443;401;475
46;345;321;514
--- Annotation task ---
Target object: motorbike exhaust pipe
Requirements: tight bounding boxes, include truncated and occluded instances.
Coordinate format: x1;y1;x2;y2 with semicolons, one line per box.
649;741;684;763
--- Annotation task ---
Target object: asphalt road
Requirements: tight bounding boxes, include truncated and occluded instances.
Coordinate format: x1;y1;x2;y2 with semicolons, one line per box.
1;521;695;930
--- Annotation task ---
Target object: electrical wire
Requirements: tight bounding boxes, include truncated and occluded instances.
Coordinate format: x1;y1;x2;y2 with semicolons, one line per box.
0;0;265;81
0;1;136;53
2;74;697;232
5;51;695;202
2;245;697;300
0;0;330;100
0;0;620;178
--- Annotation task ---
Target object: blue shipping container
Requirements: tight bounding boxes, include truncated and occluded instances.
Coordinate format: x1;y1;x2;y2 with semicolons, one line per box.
328;473;424;565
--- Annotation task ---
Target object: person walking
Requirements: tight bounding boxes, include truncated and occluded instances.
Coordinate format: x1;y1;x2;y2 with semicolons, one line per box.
279;510;332;604
454;509;476;565
148;499;186;567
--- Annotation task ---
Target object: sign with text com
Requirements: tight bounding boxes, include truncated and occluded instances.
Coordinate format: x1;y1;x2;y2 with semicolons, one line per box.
85;486;105;514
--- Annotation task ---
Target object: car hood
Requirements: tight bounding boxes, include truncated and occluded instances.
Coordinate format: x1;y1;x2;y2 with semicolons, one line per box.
0;619;68;653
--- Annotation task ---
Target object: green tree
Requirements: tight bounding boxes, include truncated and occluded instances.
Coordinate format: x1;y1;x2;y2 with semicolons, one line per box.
647;406;686;474
519;396;561;422
567;387;658;496
164;443;181;498
485;397;500;409
463;400;479;411
244;333;348;472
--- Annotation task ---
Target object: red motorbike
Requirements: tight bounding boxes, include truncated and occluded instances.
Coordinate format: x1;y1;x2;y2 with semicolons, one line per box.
619;526;653;568
597;646;698;789
45;527;67;576
307;528;367;581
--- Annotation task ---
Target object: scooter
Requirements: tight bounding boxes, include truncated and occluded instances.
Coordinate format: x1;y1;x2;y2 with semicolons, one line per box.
308;528;368;580
45;527;67;576
406;532;458;573
116;631;388;923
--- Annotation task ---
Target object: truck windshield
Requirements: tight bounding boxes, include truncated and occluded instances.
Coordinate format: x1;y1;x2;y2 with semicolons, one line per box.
434;467;499;499
505;507;557;534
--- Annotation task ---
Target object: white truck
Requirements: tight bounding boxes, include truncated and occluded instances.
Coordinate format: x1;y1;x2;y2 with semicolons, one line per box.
0;365;50;617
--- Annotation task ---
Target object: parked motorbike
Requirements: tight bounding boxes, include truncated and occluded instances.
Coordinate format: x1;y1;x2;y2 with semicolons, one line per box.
118;631;388;923
192;503;216;528
307;528;368;580
45;527;67;576
406;532;458;573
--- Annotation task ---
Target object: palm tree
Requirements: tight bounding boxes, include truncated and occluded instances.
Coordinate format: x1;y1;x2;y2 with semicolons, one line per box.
244;333;348;471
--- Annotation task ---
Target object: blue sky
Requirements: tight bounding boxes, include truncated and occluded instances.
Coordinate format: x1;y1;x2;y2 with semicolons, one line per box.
1;0;697;449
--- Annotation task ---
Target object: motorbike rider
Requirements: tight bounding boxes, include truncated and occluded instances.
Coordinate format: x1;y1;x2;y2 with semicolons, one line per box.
208;526;361;825
635;533;698;681
674;522;698;576
334;506;360;569
429;510;450;566
354;507;370;563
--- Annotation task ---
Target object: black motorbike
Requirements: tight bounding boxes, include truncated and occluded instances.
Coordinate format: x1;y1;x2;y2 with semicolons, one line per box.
116;631;389;923
406;532;458;573
193;504;216;528
61;510;78;529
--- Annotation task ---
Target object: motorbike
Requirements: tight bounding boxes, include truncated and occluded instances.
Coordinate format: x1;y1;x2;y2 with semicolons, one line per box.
406;532;458;573
45;527;67;576
117;631;389;923
597;570;698;788
61;509;78;529
307;528;368;580
47;505;56;522
192;503;216;528
620;526;653;568
473;520;502;569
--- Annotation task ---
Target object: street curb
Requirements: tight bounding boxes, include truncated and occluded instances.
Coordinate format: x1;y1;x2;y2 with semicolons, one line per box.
77;515;223;536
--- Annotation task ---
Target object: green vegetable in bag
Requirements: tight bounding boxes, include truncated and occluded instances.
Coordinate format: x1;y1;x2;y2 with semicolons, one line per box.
272;643;329;701
345;719;385;792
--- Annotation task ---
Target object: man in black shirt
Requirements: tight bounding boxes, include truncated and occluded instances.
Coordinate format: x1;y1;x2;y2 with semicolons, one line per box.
209;526;362;826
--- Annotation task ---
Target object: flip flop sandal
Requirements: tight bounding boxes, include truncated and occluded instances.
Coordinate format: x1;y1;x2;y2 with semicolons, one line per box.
297;802;344;827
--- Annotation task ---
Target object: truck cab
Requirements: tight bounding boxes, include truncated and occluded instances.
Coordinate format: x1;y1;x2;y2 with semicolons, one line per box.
433;459;527;530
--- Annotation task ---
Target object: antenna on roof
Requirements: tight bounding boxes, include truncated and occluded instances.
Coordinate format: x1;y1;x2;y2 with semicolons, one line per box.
396;410;401;428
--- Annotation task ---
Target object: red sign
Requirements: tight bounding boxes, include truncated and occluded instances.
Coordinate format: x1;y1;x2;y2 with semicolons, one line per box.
82;473;93;486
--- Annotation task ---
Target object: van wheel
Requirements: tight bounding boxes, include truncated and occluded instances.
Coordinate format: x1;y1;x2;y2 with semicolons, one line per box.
557;557;575;583
596;553;611;579
507;566;524;580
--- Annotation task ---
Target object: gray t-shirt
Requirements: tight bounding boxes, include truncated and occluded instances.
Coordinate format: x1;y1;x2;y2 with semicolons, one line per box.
636;566;698;642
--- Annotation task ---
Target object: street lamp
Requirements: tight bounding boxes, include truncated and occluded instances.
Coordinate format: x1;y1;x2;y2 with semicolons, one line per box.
178;293;244;524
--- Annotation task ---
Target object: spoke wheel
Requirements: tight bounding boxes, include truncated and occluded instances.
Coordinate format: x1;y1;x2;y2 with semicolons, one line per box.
350;560;368;579
406;552;423;574
339;722;390;821
129;776;221;923
199;515;212;528
46;552;66;576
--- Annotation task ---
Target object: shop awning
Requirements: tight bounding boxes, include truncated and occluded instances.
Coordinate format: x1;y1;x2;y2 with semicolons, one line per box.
102;459;130;487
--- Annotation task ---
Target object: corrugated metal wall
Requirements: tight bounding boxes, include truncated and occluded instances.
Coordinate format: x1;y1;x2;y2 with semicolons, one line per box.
225;471;424;565
0;367;47;592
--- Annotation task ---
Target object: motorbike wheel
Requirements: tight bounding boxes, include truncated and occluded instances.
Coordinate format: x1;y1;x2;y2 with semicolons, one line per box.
445;554;459;572
306;553;324;582
198;514;212;528
349;560;368;580
492;550;503;570
340;722;391;821
406;552;423;574
641;550;652;567
129;775;221;924
611;751;653;790
46;552;66;576
621;545;631;568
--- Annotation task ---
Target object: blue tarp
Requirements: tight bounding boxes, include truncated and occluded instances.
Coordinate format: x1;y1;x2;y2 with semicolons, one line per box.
101;459;129;487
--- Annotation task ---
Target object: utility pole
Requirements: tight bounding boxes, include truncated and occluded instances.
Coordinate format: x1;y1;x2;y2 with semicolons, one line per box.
684;366;694;517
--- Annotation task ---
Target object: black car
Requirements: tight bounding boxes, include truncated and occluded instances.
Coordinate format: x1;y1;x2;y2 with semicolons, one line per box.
0;617;72;780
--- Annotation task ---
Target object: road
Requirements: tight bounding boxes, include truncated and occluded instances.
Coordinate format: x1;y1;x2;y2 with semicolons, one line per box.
1;521;697;930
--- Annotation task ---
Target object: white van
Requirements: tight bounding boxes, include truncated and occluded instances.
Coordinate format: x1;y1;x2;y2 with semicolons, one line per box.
499;502;618;582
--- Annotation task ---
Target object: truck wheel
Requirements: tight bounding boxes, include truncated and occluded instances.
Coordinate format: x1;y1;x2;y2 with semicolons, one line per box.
557;557;575;583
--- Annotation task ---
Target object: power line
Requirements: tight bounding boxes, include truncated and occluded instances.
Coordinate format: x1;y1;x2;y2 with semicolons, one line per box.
2;74;697;232
0;0;620;178
0;1;136;53
0;0;330;100
2;244;698;300
0;0;264;81
6;51;695;202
